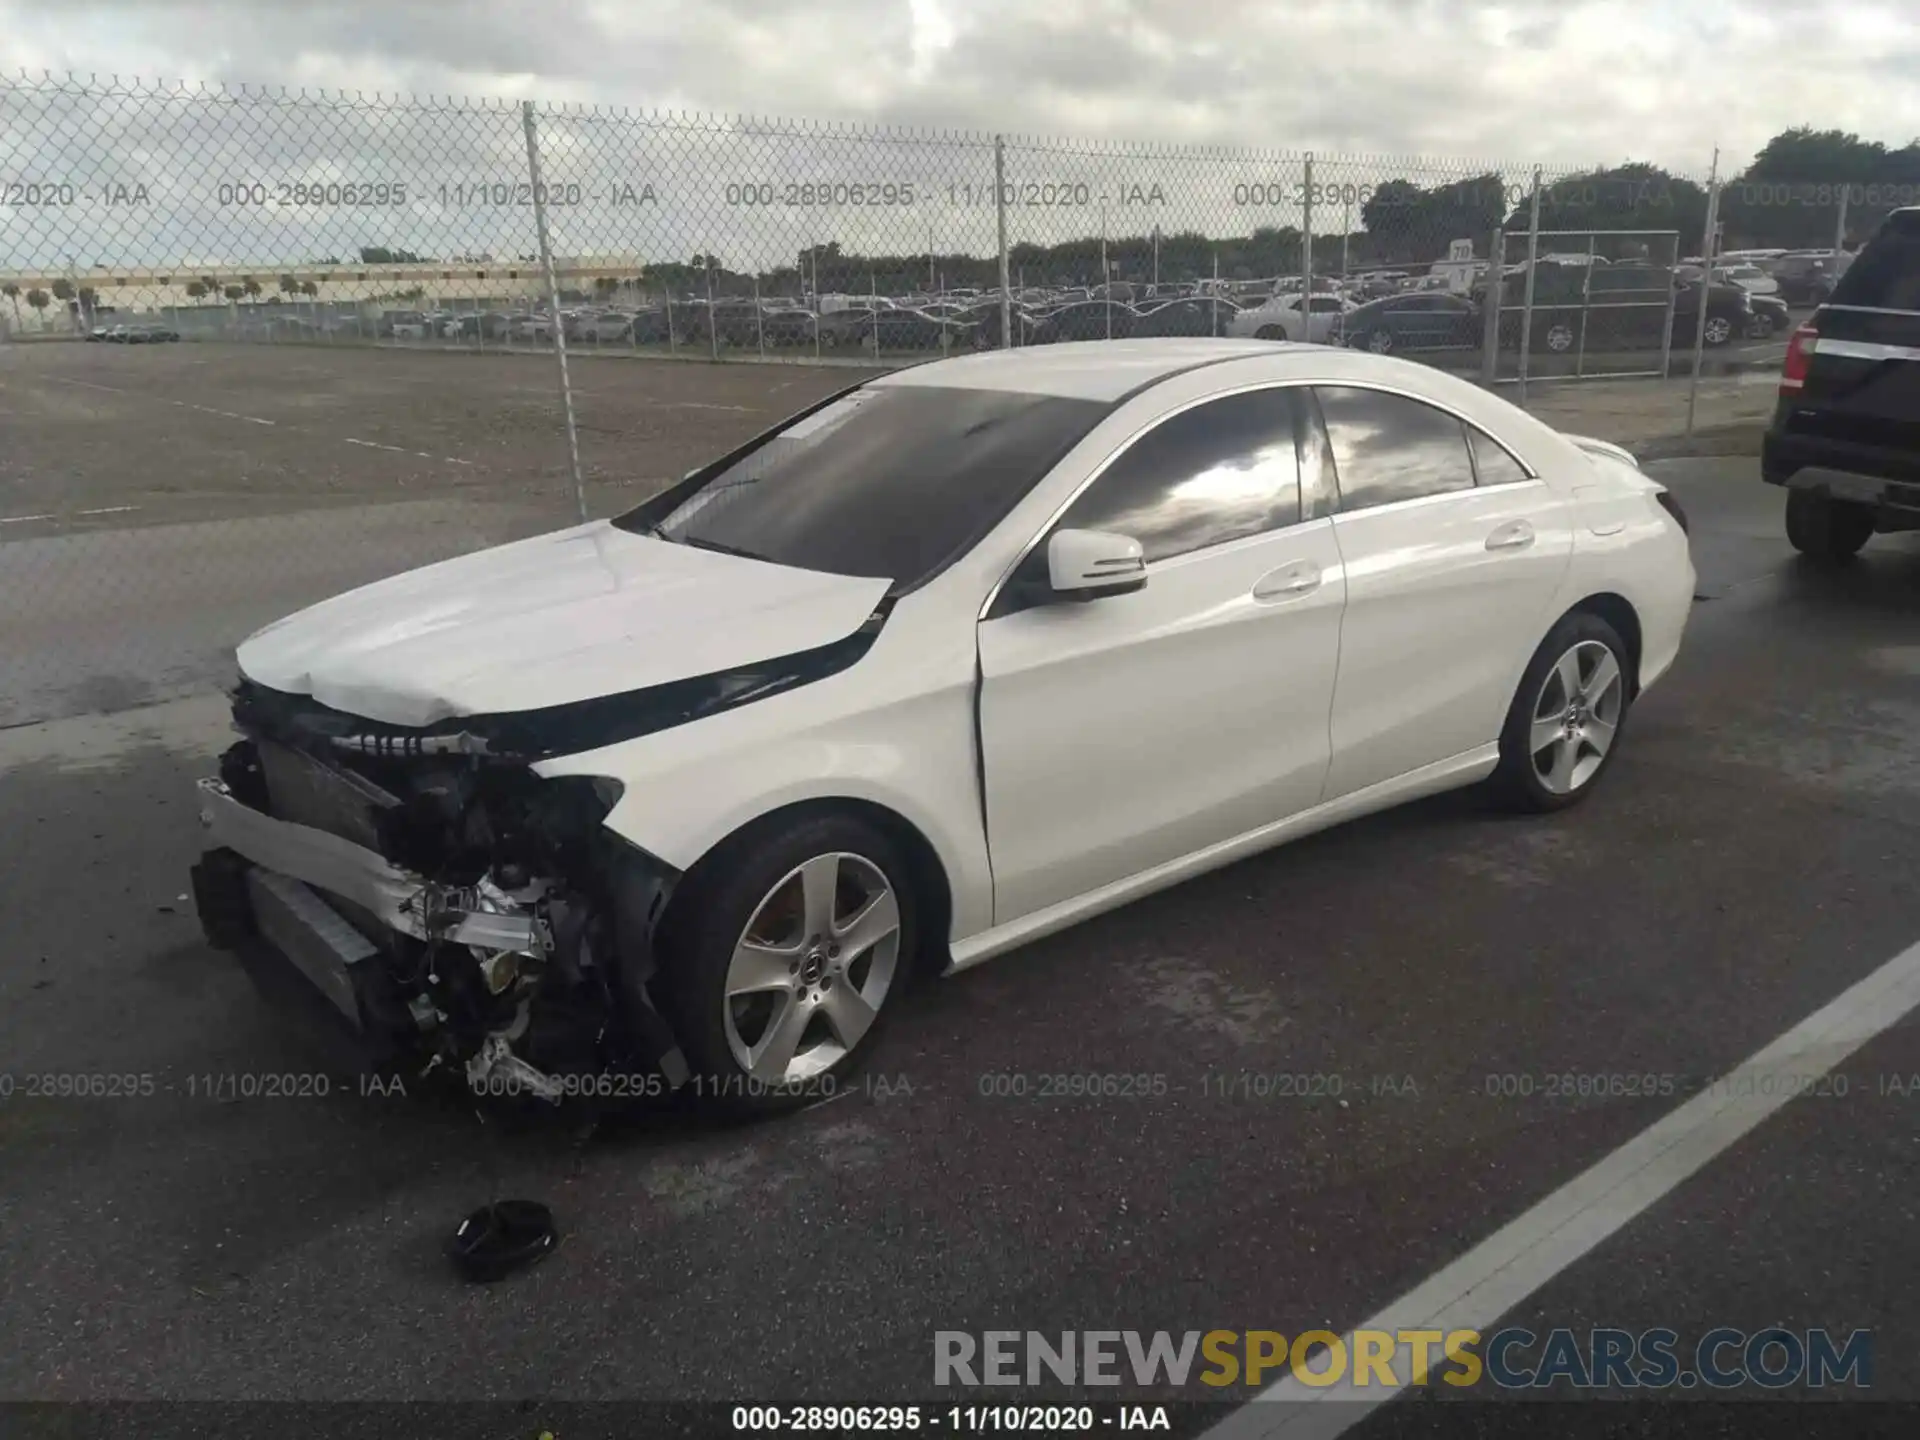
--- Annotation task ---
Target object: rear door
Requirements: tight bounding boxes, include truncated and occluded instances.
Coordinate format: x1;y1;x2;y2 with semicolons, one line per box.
1312;385;1575;799
1788;211;1920;468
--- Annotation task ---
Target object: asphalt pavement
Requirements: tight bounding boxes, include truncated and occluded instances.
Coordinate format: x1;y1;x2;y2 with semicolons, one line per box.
3;454;1918;1435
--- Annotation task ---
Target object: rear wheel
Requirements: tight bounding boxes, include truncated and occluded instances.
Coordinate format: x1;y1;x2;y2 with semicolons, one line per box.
1544;322;1575;353
1490;612;1633;813
1366;328;1394;353
1785;490;1875;562
656;811;917;1114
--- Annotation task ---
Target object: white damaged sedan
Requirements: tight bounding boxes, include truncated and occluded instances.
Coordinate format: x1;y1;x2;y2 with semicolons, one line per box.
191;339;1694;1111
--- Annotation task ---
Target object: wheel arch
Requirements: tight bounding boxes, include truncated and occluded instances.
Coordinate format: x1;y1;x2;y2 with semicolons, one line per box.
661;796;957;980
1564;591;1644;695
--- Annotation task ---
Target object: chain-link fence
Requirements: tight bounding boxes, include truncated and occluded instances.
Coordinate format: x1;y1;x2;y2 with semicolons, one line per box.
4;70;1914;726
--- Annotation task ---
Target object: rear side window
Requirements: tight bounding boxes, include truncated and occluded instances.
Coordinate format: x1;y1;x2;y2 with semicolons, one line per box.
1315;386;1478;511
1830;214;1920;312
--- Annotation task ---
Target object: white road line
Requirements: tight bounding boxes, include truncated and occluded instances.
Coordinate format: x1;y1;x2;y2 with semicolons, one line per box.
77;505;138;516
166;399;275;426
343;437;473;465
0;513;56;525
1204;936;1920;1440
667;401;753;412
53;377;125;393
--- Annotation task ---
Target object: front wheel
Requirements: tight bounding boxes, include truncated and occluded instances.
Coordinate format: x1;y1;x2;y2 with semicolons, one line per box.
1703;315;1734;347
656;811;917;1114
1366;328;1394;353
1785;490;1874;562
1489;612;1633;813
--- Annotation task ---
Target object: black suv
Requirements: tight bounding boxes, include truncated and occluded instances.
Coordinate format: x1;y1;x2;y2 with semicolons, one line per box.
1762;208;1920;561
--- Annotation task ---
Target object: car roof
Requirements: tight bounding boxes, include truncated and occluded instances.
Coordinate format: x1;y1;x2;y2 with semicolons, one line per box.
871;337;1286;400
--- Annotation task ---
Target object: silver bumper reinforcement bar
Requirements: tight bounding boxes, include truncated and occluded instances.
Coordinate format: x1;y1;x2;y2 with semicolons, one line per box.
195;778;541;953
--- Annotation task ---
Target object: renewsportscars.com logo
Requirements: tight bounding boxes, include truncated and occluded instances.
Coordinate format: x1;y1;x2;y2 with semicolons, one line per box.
934;1328;1873;1391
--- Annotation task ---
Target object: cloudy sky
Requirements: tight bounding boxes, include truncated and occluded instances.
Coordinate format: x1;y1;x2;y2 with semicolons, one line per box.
4;0;1918;176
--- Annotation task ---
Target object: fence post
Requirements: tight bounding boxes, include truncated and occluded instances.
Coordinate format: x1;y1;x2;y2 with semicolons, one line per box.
1301;153;1315;309
706;259;719;361
1834;183;1851;254
754;272;765;358
520;100;586;525
1685;148;1723;438
1211;250;1221;337
995;135;1013;348
1480;226;1504;385
1517;166;1543;405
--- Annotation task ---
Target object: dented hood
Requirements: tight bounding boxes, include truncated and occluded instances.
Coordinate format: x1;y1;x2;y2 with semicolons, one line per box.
235;521;892;727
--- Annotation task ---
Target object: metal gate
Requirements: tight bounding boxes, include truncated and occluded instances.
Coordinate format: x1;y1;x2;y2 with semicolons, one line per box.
1483;229;1683;392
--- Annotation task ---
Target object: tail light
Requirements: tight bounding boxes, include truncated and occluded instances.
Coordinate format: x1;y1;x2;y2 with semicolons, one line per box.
1654;489;1689;536
1780;323;1818;392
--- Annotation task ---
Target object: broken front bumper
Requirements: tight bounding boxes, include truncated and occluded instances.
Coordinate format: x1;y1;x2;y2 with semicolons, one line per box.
190;777;542;1058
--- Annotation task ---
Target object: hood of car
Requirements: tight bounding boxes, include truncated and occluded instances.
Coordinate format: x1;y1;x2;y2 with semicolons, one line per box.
234;521;892;727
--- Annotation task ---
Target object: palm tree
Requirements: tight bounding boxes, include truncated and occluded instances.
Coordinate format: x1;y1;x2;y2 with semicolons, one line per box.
242;278;261;301
26;288;50;330
2;281;20;332
50;277;77;332
184;280;209;304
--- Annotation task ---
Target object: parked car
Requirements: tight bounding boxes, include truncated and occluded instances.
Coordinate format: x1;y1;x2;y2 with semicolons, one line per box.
507;313;555;342
123;324;180;343
1228;292;1354;343
1747;293;1792;337
1334;293;1480;354
380;310;429;340
859;307;976;352
1501;266;1753;352
760;306;819;348
86;325;109;342
575;311;638;343
1026;300;1140;345
190;337;1694;1114
1130;297;1235;338
1762;207;1920;561
1768;250;1854;304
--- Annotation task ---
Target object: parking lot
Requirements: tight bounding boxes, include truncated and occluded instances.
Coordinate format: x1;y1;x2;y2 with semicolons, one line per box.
4;337;1918;1432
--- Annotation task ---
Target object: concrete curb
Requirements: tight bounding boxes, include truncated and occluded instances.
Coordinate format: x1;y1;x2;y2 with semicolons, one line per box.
1631;423;1767;462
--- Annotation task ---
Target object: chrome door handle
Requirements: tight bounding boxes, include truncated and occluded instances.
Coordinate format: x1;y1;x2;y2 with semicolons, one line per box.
1252;562;1321;600
1485;520;1536;552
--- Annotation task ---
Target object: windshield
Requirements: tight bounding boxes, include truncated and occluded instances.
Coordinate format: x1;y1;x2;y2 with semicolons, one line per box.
616;384;1113;587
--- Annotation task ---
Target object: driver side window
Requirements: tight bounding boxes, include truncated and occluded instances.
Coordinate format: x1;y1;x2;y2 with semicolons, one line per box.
1049;388;1304;565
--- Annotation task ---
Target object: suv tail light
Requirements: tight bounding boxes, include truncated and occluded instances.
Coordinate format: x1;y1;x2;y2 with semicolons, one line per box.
1780;323;1818;392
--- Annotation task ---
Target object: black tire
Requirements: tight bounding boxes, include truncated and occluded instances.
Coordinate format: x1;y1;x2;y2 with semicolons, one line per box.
1489;611;1634;814
1255;325;1286;342
1545;323;1575;353
1785;490;1874;562
1366;328;1394;354
1702;315;1734;347
655;810;918;1115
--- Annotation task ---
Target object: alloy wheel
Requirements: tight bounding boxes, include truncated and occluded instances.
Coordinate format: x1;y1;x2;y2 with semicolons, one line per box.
1529;640;1625;795
722;852;901;1084
1546;323;1575;353
1704;316;1732;345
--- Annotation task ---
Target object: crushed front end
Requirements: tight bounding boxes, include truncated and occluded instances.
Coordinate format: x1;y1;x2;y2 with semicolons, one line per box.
189;680;690;1102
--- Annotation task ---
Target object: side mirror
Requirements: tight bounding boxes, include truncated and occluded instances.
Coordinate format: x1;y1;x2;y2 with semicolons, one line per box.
1046;528;1146;601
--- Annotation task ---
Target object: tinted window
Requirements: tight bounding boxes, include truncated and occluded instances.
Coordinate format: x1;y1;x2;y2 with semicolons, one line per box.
1315;386;1477;511
1468;427;1529;486
1831;215;1920;312
620;385;1110;586
1054;389;1302;563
